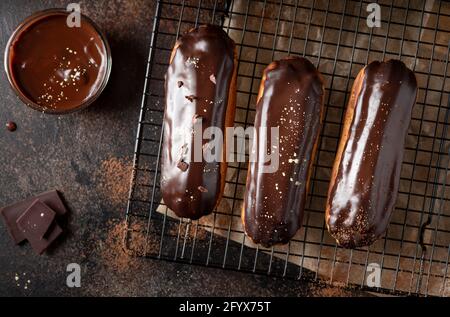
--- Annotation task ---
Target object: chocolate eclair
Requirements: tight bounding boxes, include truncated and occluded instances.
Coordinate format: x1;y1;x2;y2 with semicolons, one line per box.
242;57;324;247
326;60;417;248
161;25;237;220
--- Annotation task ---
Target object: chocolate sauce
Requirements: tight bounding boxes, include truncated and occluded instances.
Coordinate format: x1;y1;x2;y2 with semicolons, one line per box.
6;11;109;113
326;60;417;248
243;57;324;247
161;25;236;220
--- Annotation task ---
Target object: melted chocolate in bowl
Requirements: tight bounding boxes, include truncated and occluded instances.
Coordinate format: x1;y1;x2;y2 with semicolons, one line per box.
5;10;110;113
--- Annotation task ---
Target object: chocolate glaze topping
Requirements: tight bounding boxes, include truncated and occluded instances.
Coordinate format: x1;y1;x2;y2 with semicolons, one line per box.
326;60;417;248
161;25;236;220
243;57;324;247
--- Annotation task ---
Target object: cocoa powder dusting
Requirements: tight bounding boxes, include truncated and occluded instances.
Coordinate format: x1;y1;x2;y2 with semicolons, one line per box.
308;283;354;297
101;220;132;272
99;219;150;272
96;157;133;207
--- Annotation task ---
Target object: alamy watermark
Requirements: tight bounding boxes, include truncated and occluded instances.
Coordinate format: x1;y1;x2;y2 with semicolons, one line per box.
367;3;381;28
175;122;280;174
366;263;381;288
66;3;81;28
66;263;81;288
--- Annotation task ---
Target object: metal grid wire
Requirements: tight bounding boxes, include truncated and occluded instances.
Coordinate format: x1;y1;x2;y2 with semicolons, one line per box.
124;0;450;296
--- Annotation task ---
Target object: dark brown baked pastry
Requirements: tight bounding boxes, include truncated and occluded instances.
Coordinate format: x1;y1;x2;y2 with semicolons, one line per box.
242;56;324;247
161;25;237;220
326;59;417;248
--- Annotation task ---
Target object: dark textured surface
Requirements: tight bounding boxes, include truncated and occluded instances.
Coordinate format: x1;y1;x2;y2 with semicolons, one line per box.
0;0;368;297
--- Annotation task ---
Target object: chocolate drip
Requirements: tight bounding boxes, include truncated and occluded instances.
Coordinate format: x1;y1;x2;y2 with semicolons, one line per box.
161;25;236;220
243;57;324;247
326;59;417;248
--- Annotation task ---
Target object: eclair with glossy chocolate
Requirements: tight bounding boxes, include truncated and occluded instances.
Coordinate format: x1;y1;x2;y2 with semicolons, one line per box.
326;60;417;248
242;57;324;247
161;25;237;220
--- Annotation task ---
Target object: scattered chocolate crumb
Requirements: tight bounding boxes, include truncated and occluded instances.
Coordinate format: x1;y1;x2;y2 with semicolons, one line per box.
177;81;184;88
177;160;189;171
209;74;216;84
6;121;17;132
198;186;208;193
185;95;197;102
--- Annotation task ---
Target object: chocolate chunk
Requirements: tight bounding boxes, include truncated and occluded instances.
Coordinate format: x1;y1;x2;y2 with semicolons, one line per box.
177;160;189;171
185;95;197;102
0;190;67;244
192;114;203;124
6;121;17;132
177;81;184;87
16;200;56;239
27;221;63;255
197;186;208;193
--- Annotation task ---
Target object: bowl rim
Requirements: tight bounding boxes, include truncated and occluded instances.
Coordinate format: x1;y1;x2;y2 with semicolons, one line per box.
4;8;112;115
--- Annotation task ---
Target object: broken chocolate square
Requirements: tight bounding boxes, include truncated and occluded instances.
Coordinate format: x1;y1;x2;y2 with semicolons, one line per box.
27;221;63;255
0;190;67;244
185;95;197;102
16;200;56;240
177;160;189;171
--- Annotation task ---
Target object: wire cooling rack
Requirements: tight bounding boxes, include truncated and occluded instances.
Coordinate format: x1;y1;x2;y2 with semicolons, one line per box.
124;0;450;296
